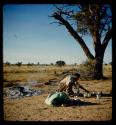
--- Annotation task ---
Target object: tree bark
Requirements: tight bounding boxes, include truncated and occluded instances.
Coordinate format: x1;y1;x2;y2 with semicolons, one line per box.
94;53;104;80
93;39;108;80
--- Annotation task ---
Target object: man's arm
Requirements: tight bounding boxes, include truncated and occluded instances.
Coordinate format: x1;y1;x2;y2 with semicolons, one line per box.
79;84;89;93
75;82;89;93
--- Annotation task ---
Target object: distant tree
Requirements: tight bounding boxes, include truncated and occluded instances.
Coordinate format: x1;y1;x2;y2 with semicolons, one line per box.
37;62;40;65
16;62;22;67
5;61;11;66
27;62;34;66
51;4;112;80
55;60;66;67
74;63;77;66
104;63;107;65
50;63;54;66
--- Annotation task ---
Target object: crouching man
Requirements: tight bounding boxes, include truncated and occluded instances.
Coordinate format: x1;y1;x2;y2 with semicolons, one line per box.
58;73;89;96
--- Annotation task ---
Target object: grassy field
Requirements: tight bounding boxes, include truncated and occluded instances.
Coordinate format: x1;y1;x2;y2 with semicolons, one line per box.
3;64;112;121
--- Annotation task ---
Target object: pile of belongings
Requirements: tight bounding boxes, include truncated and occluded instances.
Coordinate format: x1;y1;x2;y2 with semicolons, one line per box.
6;85;44;99
45;92;86;107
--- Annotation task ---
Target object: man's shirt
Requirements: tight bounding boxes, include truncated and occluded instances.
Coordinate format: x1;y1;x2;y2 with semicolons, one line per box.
60;75;79;87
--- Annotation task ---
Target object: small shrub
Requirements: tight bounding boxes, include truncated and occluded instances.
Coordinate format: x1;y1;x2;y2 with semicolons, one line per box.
5;61;11;66
16;62;22;67
104;63;107;65
82;59;95;69
78;59;95;80
27;63;34;66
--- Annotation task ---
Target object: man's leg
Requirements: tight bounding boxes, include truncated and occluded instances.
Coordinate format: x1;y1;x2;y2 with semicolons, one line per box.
66;85;74;96
76;85;80;96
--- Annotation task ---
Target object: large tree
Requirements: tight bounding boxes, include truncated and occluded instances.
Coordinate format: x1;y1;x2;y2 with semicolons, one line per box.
51;4;112;80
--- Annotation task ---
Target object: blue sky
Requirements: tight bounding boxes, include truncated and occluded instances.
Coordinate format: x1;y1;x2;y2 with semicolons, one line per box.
3;4;112;64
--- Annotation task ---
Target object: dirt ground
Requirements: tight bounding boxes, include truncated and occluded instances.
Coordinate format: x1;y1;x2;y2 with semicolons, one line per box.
3;65;112;121
3;80;112;121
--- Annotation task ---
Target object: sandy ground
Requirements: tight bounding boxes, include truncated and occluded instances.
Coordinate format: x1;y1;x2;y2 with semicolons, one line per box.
3;80;112;121
3;65;112;121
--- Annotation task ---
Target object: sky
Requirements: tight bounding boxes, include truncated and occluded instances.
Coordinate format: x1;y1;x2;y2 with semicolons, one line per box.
3;4;112;65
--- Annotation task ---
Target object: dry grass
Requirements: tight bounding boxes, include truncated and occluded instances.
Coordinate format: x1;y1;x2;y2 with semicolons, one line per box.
3;64;112;121
3;65;78;84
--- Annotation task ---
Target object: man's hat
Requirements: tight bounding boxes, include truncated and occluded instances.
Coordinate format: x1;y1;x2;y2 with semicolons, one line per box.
73;72;80;78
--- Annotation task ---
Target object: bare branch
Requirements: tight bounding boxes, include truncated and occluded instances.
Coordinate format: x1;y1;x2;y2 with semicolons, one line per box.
53;4;74;19
52;12;95;59
100;16;112;38
101;28;112;51
102;28;112;44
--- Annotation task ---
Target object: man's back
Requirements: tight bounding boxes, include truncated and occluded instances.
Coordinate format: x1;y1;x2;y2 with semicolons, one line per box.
58;74;79;96
60;75;77;85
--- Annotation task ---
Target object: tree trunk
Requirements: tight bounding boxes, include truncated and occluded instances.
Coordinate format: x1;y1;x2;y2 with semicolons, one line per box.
93;44;104;80
94;57;103;80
